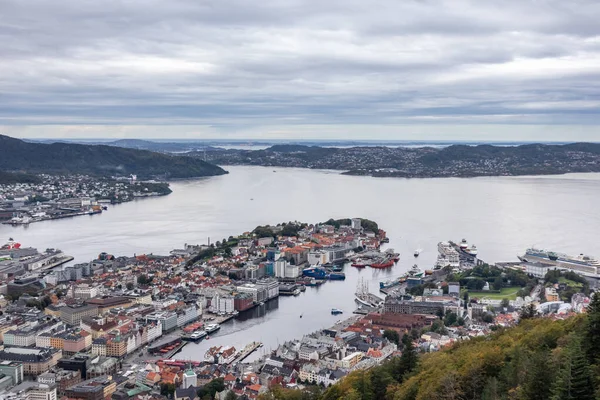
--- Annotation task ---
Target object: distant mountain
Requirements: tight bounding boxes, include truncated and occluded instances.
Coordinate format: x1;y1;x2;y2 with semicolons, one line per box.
0;135;227;179
105;139;223;153
195;142;600;178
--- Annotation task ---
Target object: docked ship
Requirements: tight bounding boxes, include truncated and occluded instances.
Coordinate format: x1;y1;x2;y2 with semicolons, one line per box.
188;330;207;341
328;272;346;280
519;248;600;276
436;242;461;268
408;264;424;277
380;278;401;290
2;238;21;250
384;248;400;262
458;239;478;257
370;256;395;269
355;278;383;310
303;267;327;279
351;259;369;268
205;323;221;334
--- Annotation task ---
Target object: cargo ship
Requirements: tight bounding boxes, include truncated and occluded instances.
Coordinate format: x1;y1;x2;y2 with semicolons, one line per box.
351;259;369;268
379;278;401;289
370;257;394;269
303;267;327;279
328;272;346;280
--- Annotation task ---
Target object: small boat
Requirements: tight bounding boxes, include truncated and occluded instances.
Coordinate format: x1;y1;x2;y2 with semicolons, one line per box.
190;330;207;341
414;249;421;257
331;308;343;315
328;272;346;280
300;314;303;318
205;323;220;334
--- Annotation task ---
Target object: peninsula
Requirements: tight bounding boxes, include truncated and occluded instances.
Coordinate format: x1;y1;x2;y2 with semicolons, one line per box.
0;135;227;180
190;143;600;178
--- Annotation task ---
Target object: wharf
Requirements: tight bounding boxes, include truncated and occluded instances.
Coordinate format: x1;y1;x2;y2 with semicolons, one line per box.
39;255;75;271
448;240;486;267
229;342;262;364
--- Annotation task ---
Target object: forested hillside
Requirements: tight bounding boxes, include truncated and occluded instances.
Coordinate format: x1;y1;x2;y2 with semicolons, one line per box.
0;135;227;179
260;295;600;400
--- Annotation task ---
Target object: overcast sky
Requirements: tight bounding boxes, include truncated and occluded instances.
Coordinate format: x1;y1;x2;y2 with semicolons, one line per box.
1;0;600;141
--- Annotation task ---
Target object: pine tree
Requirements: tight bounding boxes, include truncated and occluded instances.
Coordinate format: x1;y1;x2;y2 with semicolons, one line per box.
570;341;595;400
550;359;572;400
397;335;418;382
550;338;595;400
520;350;553;400
370;368;393;400
586;292;600;363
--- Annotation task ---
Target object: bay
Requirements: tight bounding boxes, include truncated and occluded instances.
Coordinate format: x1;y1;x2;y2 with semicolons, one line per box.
2;166;599;362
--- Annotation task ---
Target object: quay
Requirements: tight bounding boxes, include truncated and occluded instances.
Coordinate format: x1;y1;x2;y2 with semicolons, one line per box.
228;341;262;365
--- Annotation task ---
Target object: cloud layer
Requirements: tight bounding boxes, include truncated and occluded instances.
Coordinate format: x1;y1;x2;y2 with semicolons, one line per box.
1;0;600;139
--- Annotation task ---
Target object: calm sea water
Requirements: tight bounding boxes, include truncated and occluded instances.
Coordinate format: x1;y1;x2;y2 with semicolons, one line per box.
2;167;599;361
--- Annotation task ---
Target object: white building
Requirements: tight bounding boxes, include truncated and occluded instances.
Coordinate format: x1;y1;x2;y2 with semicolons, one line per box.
523;262;556;279
299;346;320;361
25;384;57;400
73;284;99;299
147;323;162;343
152;299;177;310
256;279;279;300
275;260;288;278
182;369;197;388
351;218;362;230
285;265;301;278
35;335;52;348
176;305;199;327
211;294;234;314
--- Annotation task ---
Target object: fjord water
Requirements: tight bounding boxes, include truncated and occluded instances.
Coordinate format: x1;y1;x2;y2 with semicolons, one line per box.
2;167;599;361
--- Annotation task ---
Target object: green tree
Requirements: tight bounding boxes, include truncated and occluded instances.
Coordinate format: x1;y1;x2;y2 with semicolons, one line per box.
586;293;600;363
520;350;554;400
492;276;503;291
552;338;595;400
352;371;373;400
444;311;458;326
126;282;134;290
383;329;400;345
224;391;238;400
397;334;418;381
500;298;510;309
519;304;537;320
370;367;393;400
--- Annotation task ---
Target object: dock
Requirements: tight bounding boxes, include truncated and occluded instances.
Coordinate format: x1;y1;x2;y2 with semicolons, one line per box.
229;342;262;364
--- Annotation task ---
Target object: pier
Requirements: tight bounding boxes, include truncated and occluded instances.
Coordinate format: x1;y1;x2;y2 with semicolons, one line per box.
229;342;262;364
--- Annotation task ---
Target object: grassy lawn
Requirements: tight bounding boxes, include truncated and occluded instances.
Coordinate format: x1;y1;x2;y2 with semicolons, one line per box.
468;286;521;300
558;277;583;288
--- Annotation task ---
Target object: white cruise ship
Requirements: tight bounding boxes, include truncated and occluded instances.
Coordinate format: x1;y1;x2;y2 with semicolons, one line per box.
436;242;460;268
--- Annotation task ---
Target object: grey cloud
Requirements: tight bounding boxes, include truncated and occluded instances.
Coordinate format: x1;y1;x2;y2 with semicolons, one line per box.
1;0;600;138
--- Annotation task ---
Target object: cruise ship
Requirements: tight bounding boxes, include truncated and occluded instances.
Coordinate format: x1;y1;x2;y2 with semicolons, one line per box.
519;248;600;277
436;242;460;268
